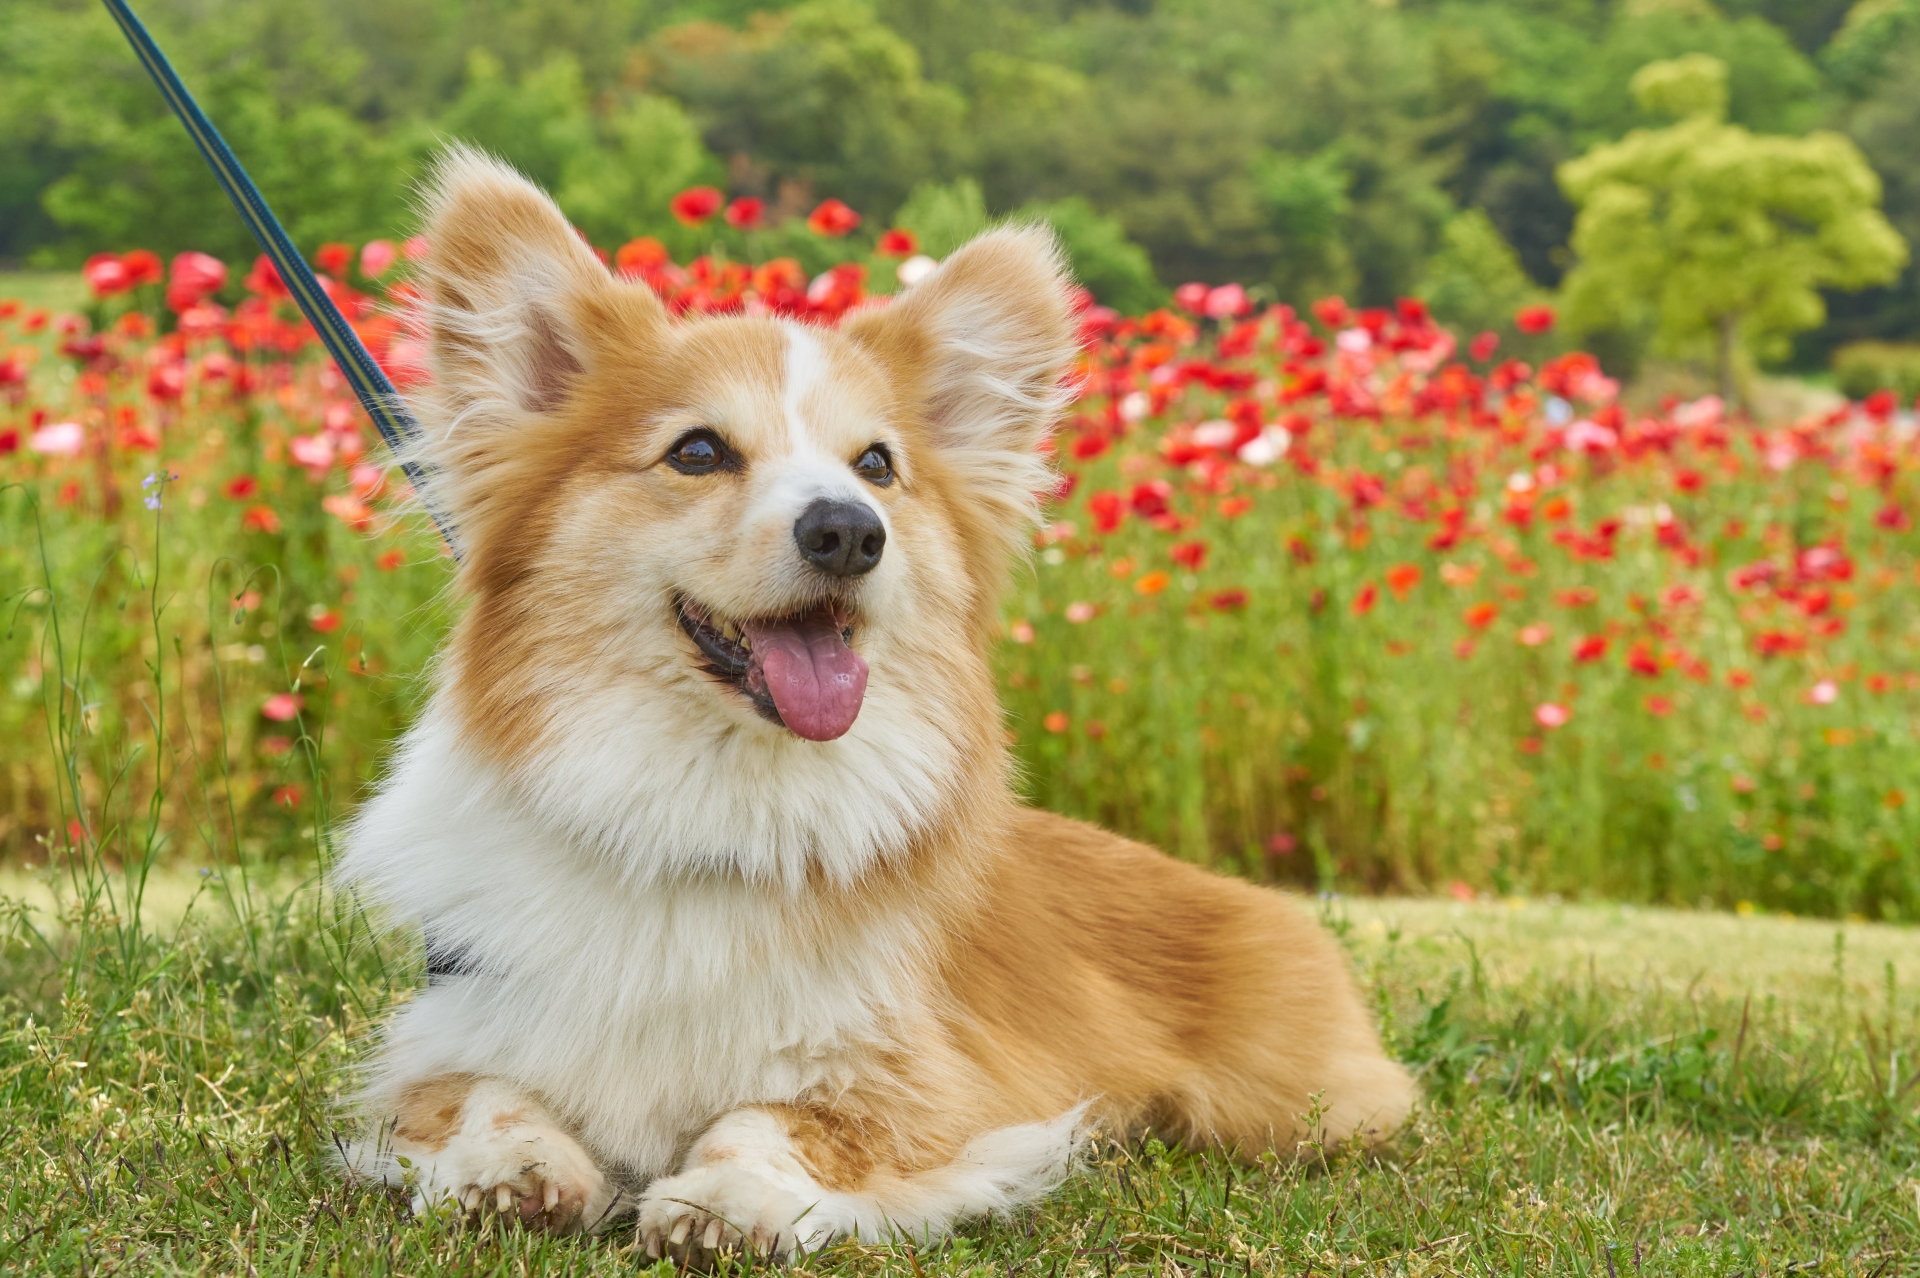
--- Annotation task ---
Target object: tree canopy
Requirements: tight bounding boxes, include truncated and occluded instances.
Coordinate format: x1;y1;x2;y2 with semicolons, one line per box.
3;0;1918;369
1560;53;1906;396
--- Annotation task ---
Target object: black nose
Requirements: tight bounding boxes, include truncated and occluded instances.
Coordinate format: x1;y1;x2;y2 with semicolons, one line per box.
794;499;886;577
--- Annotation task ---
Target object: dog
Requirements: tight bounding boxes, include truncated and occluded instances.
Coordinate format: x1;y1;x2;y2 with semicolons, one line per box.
337;148;1414;1260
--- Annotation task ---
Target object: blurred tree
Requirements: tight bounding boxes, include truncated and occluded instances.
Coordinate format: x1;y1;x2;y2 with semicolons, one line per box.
1559;54;1908;401
892;178;988;257
640;0;966;220
1018;196;1165;314
1416;209;1543;340
1824;30;1920;357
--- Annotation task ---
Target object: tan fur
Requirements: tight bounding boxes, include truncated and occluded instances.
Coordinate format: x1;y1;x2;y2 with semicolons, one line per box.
393;1073;477;1153
348;150;1413;1255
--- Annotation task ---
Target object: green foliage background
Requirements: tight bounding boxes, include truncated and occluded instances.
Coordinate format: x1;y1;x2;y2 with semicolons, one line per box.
8;0;1920;363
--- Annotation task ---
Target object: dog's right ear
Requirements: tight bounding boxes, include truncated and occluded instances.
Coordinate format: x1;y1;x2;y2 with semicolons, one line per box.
409;148;664;534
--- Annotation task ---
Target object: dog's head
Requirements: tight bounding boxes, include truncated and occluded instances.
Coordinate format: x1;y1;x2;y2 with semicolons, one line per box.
406;150;1077;879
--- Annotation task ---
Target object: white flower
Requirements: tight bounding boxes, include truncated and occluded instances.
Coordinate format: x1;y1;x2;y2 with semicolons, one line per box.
1237;425;1291;466
29;421;85;457
895;255;937;287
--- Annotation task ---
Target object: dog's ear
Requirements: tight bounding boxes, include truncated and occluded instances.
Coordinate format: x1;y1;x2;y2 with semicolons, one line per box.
843;225;1078;537
408;148;665;536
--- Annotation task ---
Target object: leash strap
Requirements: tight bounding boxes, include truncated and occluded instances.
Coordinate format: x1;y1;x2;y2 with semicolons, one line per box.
100;0;462;557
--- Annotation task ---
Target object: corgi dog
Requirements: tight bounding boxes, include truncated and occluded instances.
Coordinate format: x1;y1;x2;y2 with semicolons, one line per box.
339;148;1413;1260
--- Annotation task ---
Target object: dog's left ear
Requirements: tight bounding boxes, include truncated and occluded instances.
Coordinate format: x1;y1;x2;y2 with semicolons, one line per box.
843;225;1078;533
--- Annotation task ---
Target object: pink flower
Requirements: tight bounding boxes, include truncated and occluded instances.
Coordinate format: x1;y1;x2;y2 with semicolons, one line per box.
1173;282;1210;314
360;240;398;278
1806;680;1839;706
1534;702;1572;729
166;251;228;311
30;421;86;456
261;692;303;722
1203;284;1251;320
288;433;335;472
83;254;132;297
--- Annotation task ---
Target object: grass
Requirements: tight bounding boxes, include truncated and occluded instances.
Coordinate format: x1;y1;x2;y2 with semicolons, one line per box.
3;862;1915;1276
0;270;87;315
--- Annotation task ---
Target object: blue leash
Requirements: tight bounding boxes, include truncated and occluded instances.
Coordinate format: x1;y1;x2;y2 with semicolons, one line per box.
100;0;462;557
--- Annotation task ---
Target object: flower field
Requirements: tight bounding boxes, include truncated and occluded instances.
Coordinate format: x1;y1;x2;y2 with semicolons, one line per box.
3;212;1919;920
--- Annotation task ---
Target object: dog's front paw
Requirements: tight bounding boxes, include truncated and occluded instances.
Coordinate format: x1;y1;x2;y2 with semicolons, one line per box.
406;1113;616;1234
637;1162;835;1262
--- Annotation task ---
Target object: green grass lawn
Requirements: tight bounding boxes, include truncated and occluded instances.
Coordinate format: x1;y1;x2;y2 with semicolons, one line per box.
2;864;1914;1276
0;269;87;314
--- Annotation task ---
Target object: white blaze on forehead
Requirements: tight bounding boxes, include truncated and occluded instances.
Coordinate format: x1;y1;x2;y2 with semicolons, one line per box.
781;322;829;454
753;323;884;527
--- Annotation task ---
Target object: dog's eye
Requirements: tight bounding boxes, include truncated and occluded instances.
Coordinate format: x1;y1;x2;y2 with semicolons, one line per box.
853;445;894;487
666;430;730;475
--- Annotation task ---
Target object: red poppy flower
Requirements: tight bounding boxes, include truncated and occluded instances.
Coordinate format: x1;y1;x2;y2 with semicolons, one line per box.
1385;563;1422;599
877;228;919;257
1170;540;1209;570
1351;582;1379;616
241;504;282;534
616;237;670;276
1469;331;1500;362
1209;588;1249;611
1514;304;1556;334
314;243;353;277
1463;601;1499;630
1311;296;1350;329
807;199;861;237
1572;635;1608;663
243;255;289;300
1129;481;1172;518
669;186;724;226
723;197;765;230
1087;490;1126;534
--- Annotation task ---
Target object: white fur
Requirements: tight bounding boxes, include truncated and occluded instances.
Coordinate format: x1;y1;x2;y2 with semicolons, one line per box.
350;1078;616;1227
340;704;928;1177
636;1104;1088;1257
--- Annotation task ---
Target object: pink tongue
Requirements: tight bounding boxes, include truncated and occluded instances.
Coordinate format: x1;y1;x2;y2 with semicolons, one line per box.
742;610;869;741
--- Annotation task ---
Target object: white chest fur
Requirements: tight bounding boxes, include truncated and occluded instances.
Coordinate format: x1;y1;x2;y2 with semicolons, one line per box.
339;707;927;1177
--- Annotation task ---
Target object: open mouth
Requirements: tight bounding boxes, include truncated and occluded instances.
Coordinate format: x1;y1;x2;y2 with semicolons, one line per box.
677;597;870;742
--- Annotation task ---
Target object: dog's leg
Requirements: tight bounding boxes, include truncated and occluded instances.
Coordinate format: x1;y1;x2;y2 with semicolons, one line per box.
636;1102;1086;1262
347;1074;616;1232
